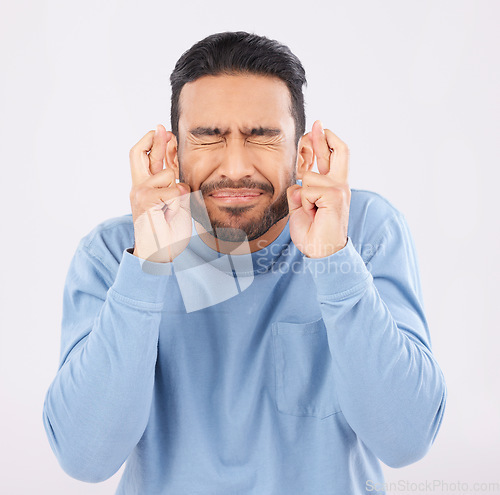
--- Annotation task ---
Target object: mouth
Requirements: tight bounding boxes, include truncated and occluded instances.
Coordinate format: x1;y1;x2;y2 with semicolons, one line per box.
209;189;264;203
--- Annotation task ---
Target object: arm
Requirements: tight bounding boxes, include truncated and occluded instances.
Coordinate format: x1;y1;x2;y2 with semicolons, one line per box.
43;123;187;483
303;212;446;468
42;241;172;482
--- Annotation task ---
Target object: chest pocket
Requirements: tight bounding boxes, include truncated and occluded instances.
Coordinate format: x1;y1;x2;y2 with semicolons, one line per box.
271;318;341;419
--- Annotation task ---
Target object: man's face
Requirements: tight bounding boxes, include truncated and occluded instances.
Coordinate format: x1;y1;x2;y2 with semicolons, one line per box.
173;73;299;242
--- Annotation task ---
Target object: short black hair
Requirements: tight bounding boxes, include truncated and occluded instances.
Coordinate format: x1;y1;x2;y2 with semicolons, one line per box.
170;31;307;147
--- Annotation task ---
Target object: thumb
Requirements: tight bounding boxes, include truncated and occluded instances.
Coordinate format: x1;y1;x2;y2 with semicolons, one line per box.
287;184;302;214
177;182;191;195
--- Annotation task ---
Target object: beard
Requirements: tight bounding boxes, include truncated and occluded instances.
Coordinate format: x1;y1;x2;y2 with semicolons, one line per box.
179;157;297;243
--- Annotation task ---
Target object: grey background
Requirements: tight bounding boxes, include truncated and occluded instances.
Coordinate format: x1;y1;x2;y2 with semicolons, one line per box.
1;0;499;493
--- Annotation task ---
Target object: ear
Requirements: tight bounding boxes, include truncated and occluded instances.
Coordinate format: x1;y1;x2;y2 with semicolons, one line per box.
165;134;180;180
296;132;315;180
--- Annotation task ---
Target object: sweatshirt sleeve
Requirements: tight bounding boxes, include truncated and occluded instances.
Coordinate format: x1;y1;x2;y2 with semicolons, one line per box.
42;241;173;483
302;212;447;469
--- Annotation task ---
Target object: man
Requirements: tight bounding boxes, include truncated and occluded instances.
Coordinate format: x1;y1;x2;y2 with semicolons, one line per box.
43;31;446;494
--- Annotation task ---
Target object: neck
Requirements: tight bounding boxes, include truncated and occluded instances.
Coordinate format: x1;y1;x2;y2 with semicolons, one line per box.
193;215;289;255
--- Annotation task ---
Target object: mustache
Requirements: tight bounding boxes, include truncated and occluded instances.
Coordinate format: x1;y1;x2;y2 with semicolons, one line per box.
200;178;274;196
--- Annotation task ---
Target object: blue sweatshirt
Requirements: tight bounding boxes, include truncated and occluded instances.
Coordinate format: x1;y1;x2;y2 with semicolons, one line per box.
42;188;447;495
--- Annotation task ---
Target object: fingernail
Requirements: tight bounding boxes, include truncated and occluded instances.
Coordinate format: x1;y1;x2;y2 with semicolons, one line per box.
318;121;324;133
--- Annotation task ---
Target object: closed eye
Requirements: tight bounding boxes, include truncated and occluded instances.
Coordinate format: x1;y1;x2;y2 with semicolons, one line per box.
248;140;278;146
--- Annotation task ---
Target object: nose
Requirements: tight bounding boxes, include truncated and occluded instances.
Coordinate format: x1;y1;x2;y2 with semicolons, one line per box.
216;138;255;181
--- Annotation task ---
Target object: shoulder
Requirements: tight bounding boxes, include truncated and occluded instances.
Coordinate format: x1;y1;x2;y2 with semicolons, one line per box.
349;188;404;221
348;188;407;258
77;214;135;272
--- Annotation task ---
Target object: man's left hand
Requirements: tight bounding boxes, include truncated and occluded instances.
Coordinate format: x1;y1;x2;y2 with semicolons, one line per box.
287;120;351;259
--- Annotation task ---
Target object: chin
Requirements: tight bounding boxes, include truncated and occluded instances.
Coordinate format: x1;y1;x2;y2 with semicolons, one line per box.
191;190;289;242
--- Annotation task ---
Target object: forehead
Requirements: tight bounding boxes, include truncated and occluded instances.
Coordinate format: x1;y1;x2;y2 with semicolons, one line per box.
178;74;293;130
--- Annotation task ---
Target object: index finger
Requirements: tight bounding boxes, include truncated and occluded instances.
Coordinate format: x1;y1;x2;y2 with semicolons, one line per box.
129;125;173;185
149;124;172;174
324;128;350;183
311;120;331;176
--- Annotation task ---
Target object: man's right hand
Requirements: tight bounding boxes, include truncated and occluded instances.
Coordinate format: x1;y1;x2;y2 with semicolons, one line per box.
129;124;192;263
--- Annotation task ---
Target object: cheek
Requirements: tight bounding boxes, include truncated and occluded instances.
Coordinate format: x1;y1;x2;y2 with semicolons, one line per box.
273;174;292;194
251;146;290;171
180;152;217;185
269;158;297;193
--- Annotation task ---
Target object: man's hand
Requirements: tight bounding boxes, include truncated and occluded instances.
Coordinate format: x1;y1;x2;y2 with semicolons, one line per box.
129;124;192;263
286;120;351;259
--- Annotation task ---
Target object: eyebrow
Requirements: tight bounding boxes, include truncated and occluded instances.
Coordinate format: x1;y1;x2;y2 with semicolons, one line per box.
189;126;282;138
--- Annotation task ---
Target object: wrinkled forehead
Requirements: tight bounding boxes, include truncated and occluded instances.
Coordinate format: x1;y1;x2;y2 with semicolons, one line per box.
178;74;294;133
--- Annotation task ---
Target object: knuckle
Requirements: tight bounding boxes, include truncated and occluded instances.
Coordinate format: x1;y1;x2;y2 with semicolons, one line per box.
302;170;317;184
163;167;175;180
335;186;349;201
129;144;139;159
132;186;148;205
327;185;343;198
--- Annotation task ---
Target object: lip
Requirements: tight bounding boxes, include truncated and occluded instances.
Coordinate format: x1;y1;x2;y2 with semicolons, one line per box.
209;189;264;202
